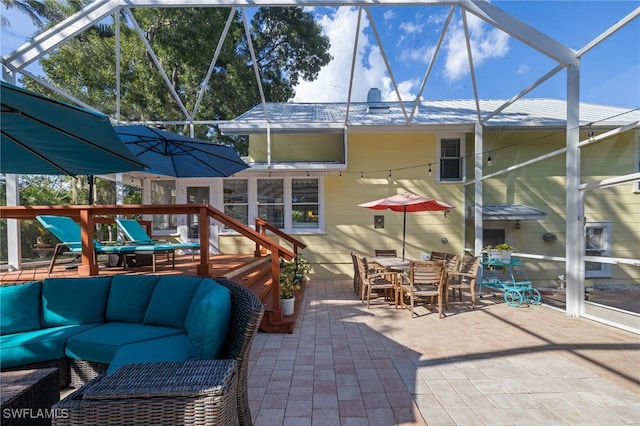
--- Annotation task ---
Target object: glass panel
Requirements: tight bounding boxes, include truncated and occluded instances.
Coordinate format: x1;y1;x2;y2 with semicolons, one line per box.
223;180;248;228
440;139;461;180
187;187;209;238
257;179;284;228
585;227;605;272
441;139;460;157
258;204;284;228
292;179;318;203
257;179;284;204
292;179;319;229
292;204;318;229
224;180;248;204
224;205;248;225
440;158;461;179
151;180;176;231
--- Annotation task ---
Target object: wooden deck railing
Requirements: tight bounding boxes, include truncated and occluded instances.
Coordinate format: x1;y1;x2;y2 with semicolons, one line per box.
254;218;308;316
0;204;296;317
254;218;307;256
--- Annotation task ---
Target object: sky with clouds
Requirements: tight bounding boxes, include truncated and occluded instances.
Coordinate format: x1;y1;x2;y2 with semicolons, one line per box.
2;2;639;108
292;2;639;109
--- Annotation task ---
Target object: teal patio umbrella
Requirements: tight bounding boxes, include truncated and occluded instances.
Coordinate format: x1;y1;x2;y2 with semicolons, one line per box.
114;125;248;178
1;81;147;176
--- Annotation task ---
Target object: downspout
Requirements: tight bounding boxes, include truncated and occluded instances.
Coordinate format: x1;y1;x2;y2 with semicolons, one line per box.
565;60;585;317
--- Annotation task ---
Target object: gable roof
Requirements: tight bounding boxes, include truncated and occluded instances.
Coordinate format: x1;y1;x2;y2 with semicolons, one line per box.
220;98;639;135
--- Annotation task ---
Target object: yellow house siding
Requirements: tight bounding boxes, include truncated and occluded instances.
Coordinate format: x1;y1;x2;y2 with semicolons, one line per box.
248;134;343;163
233;128;638;287
313;132;464;279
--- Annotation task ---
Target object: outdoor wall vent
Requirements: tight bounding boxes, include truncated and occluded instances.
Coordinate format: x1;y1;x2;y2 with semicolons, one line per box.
366;88;389;114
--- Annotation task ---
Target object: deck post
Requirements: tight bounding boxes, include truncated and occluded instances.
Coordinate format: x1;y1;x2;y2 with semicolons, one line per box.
197;206;212;275
78;208;98;276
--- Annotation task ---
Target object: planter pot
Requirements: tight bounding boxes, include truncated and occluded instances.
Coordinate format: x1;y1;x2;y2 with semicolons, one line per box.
488;249;501;263
501;250;512;264
281;297;295;316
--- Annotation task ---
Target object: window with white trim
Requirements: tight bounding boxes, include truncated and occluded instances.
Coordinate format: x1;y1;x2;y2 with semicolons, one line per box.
585;222;611;278
292;178;319;229
437;135;464;182
222;176;322;233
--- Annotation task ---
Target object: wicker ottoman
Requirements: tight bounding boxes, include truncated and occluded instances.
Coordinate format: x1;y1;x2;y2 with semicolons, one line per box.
1;368;60;426
52;360;238;426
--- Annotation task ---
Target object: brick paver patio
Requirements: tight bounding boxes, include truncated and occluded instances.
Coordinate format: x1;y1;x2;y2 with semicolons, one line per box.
248;280;640;425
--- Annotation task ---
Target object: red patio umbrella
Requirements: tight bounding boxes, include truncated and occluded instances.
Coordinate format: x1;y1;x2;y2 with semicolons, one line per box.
358;192;455;260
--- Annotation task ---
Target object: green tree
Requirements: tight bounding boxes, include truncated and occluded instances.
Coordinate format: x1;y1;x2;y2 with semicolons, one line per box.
1;0;65;29
23;5;331;153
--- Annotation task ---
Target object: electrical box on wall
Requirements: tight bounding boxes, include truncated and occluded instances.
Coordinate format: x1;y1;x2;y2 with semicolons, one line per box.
374;215;384;229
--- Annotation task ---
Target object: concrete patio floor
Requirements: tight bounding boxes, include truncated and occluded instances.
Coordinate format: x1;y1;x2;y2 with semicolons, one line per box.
247;280;640;425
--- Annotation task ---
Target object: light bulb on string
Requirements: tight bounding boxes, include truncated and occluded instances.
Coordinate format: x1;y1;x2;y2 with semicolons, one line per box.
487;153;492;167
428;164;432;176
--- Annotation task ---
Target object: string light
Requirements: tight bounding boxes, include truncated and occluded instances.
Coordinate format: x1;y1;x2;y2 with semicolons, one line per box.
337;108;635;178
388;170;392;179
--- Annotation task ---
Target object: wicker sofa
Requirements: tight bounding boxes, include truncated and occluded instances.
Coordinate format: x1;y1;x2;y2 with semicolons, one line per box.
1;276;264;426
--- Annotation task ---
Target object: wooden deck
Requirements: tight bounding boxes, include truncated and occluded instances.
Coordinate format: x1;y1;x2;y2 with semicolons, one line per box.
0;253;302;333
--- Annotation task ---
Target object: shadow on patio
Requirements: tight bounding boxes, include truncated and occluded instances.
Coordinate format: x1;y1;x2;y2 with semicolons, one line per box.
248;279;640;425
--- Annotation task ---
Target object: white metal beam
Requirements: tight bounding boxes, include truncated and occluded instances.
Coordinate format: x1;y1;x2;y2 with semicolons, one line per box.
565;61;584;317
2;0;119;69
461;0;576;65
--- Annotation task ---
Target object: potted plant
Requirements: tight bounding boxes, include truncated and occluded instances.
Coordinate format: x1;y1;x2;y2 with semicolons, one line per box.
293;255;311;284
494;243;516;264
280;259;301;316
483;245;502;263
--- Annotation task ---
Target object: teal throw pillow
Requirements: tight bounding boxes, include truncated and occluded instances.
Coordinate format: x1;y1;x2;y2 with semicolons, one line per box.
0;281;42;335
143;276;201;329
42;277;112;327
106;275;159;323
184;279;231;360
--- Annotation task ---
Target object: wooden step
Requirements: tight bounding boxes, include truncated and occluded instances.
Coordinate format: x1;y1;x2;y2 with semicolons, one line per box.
211;254;305;334
259;281;306;334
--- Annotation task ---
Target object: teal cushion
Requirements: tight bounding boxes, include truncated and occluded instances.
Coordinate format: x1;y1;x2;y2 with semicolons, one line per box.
143;276;201;329
1;281;42;335
0;324;100;368
41;277;112;327
106;275;159;323
184;279;231;360
65;322;183;364
107;334;190;374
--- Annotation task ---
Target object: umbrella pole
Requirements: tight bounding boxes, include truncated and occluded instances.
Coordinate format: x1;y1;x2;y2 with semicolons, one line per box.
402;207;407;260
88;175;94;205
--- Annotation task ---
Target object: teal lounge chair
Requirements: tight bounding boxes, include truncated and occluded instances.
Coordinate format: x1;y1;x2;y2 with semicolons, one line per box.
36;215;175;274
115;218;200;260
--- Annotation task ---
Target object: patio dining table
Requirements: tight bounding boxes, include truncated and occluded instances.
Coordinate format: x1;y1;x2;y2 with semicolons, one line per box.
371;256;411;272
